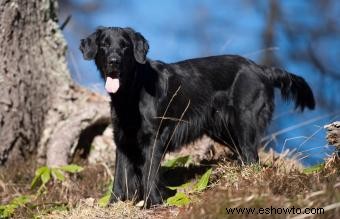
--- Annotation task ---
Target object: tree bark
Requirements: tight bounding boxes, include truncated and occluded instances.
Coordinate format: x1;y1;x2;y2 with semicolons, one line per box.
261;0;280;66
0;0;110;166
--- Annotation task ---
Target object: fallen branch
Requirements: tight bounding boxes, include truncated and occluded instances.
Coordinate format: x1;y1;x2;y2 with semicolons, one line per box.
325;121;340;148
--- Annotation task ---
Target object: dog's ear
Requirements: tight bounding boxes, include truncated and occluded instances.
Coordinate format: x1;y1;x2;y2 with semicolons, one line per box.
125;28;149;64
80;30;100;60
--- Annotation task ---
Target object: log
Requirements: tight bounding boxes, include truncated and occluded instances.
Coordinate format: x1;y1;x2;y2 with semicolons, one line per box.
325;121;340;148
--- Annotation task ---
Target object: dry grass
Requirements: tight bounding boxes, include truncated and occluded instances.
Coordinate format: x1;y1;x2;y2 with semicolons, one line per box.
44;200;148;219
179;153;340;219
1;147;340;219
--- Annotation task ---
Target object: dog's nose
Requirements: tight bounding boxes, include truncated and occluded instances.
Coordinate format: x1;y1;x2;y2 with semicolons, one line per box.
108;57;119;65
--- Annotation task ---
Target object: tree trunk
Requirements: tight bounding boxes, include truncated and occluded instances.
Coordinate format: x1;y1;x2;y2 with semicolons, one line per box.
325;122;340;149
261;0;280;66
0;0;111;166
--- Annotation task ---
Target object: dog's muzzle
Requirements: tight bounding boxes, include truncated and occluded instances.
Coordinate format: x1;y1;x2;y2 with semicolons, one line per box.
105;57;121;94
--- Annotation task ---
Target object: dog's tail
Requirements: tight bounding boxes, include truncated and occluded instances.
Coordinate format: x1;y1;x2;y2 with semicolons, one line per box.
261;66;315;111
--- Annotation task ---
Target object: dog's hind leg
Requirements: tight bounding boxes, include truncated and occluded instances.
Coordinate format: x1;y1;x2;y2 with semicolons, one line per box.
206;91;243;157
231;110;260;164
225;73;272;164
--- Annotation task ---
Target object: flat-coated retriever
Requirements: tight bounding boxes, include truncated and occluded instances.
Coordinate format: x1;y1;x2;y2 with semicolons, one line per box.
80;27;315;206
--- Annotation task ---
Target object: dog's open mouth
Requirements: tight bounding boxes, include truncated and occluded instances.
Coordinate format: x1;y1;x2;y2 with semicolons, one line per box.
105;76;120;93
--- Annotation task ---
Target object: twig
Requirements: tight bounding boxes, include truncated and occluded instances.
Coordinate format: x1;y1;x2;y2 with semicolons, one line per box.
296;144;330;156
153;116;189;123
296;126;324;152
243;46;279;58
100;162;114;181
281;136;307;154
60;15;72;30
262;112;340;142
145;86;181;206
146;99;191;204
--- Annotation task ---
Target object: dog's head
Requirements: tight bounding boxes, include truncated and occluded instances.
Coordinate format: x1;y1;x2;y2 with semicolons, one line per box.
80;27;149;93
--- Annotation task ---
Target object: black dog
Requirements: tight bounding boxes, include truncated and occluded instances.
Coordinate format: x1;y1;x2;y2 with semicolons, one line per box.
80;27;315;206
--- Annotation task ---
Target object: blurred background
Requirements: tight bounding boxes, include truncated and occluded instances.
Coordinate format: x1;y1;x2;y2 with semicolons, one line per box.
58;0;340;166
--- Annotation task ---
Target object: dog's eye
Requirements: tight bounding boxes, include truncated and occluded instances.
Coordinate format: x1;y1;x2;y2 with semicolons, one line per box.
102;39;111;47
119;41;128;48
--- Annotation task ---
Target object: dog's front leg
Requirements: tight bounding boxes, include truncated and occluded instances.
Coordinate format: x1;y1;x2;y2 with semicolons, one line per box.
111;131;143;203
141;137;164;207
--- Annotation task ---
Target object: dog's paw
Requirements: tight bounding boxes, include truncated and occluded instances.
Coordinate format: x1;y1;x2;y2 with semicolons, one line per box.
143;191;163;208
109;191;125;203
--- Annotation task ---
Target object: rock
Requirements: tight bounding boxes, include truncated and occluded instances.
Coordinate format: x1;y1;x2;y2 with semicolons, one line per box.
88;126;116;167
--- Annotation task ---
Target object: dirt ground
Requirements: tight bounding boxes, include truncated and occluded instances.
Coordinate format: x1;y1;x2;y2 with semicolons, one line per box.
1;144;340;218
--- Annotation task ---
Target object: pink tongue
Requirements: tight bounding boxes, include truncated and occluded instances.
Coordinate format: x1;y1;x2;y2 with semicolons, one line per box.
105;77;120;93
